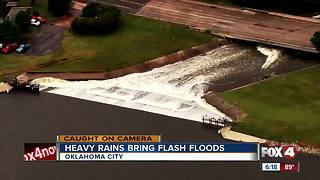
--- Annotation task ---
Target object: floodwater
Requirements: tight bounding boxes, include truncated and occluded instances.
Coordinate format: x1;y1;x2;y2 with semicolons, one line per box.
0;91;318;179
32;44;318;123
1;43;319;179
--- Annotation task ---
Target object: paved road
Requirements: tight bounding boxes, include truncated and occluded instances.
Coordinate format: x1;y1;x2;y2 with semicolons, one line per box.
92;0;150;14
0;91;319;179
131;0;320;53
27;24;66;56
27;2;85;55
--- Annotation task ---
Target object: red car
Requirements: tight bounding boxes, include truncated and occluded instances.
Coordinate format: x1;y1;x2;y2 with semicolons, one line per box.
32;15;47;24
1;43;18;54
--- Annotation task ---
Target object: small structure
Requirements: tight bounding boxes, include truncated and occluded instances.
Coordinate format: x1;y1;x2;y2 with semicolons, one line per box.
0;0;31;22
202;115;228;129
0;82;13;93
16;73;30;85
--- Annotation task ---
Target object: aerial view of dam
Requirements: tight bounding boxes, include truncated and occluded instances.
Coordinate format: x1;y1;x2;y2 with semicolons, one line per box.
0;0;319;179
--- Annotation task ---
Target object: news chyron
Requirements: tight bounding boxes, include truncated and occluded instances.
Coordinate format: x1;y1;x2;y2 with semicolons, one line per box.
24;135;299;173
260;146;300;173
24;135;259;162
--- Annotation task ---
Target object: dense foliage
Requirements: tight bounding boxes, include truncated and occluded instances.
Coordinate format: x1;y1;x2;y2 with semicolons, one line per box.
15;11;31;31
310;31;320;51
0;21;21;42
48;0;72;16
71;3;121;35
82;2;112;18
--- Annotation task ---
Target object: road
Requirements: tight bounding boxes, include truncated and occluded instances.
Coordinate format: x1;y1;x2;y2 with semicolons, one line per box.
92;0;150;13
138;0;320;53
27;2;85;55
27;24;66;55
97;0;320;53
0;91;319;179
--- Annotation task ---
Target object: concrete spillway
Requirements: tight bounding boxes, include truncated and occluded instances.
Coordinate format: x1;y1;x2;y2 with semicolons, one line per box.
32;44;287;123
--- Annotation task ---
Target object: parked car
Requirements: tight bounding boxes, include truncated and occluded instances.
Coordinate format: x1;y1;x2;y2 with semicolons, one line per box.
32;15;47;24
0;43;5;49
31;18;41;26
16;43;31;53
1;43;18;54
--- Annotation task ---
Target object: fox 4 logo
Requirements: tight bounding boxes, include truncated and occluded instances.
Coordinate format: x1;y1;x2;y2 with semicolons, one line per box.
261;146;297;159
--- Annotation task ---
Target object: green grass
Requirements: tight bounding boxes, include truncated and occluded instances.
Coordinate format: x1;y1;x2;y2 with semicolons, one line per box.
38;14;214;72
0;14;213;76
219;65;320;145
0;53;53;75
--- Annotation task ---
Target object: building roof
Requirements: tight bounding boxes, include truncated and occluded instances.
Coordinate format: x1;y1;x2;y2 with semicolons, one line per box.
0;0;18;19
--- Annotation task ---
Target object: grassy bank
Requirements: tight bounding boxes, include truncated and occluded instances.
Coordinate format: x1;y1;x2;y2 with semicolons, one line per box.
0;14;213;76
219;65;320;145
40;14;214;72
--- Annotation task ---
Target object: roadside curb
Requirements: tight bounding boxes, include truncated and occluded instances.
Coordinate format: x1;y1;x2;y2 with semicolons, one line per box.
245;8;320;24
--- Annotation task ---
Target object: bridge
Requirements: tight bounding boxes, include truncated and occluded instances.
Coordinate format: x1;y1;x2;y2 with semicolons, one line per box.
95;0;320;53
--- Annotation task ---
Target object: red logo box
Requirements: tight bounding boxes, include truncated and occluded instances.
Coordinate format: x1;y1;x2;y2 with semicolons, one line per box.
24;143;56;161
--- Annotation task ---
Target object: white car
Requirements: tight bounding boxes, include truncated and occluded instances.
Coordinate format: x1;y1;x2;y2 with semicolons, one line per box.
31;19;41;26
0;43;4;49
312;15;320;19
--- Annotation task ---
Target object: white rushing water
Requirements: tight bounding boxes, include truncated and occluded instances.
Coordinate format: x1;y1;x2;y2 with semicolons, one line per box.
257;46;282;69
32;45;279;123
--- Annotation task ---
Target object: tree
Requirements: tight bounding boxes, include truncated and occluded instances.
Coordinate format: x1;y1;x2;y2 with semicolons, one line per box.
32;10;40;16
95;8;121;32
0;21;21;42
31;0;36;6
82;2;113;18
72;3;121;35
48;0;72;16
71;17;95;34
15;11;31;31
311;31;320;51
82;2;102;18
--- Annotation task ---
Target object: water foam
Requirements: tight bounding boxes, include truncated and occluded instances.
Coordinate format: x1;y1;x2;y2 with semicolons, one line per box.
257;46;282;69
32;45;270;123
